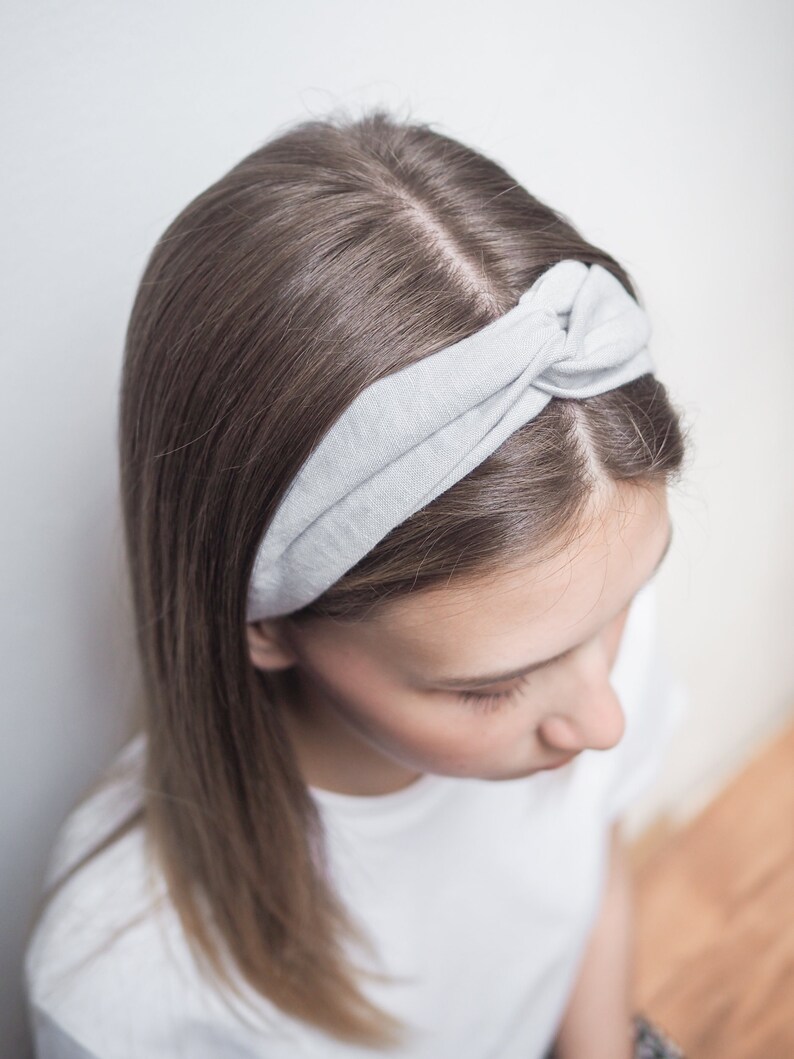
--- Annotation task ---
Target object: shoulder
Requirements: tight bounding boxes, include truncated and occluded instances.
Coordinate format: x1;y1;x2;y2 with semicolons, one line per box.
25;735;304;1057
24;736;289;1057
24;735;165;1049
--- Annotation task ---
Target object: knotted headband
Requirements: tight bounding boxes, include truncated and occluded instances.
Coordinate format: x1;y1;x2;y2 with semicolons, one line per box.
246;259;654;622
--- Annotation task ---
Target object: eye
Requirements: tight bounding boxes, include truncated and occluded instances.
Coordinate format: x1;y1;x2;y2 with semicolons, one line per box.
457;671;533;713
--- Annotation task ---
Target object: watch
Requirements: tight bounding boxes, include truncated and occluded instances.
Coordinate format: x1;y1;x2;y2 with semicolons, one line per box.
632;1012;686;1058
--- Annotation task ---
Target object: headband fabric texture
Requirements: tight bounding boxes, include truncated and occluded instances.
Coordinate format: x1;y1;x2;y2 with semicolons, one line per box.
246;259;654;622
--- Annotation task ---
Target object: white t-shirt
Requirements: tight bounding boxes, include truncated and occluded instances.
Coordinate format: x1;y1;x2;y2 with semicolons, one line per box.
24;579;688;1059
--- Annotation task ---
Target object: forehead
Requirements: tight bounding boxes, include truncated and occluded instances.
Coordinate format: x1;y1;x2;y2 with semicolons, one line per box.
366;483;669;664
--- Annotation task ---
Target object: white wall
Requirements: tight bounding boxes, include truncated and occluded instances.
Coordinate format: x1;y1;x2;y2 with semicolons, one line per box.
2;1;792;1054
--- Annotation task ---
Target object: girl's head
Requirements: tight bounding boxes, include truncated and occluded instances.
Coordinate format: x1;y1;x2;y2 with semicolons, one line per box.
250;480;672;790
118;106;688;1046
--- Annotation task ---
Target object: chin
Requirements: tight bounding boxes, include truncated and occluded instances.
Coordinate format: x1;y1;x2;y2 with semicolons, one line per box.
472;761;544;782
492;754;578;781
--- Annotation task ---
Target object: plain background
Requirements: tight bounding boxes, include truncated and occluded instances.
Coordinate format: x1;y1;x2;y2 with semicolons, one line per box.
2;1;792;1054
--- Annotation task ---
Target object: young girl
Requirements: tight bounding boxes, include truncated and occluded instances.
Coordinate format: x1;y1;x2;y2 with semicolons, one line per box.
24;107;691;1059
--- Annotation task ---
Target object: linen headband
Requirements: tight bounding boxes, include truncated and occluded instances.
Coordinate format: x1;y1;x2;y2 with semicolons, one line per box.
246;259;654;623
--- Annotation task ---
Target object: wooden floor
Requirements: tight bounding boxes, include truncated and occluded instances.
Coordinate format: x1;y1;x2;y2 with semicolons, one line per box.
627;719;794;1058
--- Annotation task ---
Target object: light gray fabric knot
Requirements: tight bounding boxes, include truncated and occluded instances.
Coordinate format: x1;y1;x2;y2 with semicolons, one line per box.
247;259;654;622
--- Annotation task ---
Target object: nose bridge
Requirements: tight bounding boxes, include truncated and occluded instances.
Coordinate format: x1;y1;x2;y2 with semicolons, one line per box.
539;642;627;753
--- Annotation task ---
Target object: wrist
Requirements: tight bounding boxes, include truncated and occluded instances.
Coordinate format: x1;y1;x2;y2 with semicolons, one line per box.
552;1017;634;1059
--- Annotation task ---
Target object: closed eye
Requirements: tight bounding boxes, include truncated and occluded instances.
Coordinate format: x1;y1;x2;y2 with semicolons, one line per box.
455;641;588;713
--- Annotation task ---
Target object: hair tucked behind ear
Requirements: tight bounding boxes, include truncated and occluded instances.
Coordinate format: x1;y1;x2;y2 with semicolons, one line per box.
29;104;690;1047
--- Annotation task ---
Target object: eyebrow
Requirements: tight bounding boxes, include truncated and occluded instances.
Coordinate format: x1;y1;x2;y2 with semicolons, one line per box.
429;522;674;690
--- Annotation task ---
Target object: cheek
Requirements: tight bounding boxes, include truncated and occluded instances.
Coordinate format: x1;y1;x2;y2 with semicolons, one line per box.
321;658;540;771
367;693;466;748
346;686;510;766
411;691;541;768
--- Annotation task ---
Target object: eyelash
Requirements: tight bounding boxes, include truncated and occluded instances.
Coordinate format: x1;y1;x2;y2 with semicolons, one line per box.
457;671;534;713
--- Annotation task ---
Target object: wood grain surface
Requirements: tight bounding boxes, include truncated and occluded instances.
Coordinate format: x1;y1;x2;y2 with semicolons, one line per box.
628;719;794;1058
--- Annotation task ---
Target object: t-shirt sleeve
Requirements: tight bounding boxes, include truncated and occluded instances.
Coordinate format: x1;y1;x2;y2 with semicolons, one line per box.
602;577;690;822
25;738;288;1059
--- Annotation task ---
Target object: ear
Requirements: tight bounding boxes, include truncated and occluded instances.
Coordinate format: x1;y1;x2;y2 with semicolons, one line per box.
246;618;298;673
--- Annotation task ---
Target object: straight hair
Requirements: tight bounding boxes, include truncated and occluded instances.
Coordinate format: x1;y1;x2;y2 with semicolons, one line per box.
28;105;689;1048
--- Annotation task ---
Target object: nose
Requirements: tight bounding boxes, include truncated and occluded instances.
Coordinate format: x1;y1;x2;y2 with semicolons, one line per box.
537;615;630;754
539;682;626;754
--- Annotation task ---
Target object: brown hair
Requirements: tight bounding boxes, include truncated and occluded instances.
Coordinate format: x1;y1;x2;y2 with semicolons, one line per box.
29;104;689;1048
